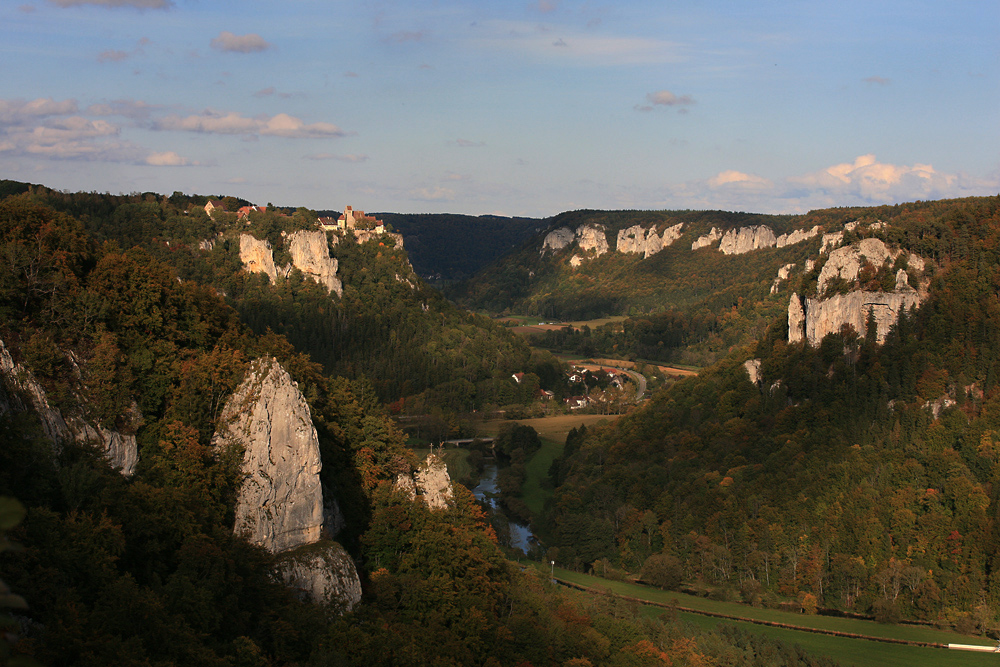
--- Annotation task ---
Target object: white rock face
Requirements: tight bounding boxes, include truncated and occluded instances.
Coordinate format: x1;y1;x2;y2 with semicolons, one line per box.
214;357;323;554
771;263;797;294
616;223;684;258
542;227;575;254
718;226;777;255
744;359;763;386
414;454;454;510
0;337;138;475
776;226;821;248
788;289;924;346
820;232;844;254
286;230;342;296
576;224;609;256
239;235;285;283
240;233;345;295
541;224;608;261
923;395;956;420
395;454;454;510
692;227;722;250
569;255;583;267
276;542;362;612
817;238;895;293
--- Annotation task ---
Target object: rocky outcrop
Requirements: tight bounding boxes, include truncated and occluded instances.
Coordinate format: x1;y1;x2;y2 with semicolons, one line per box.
576;224;609;256
776;225;821;248
820;232;843;254
616;223;684;258
743;359;762;386
240;232;343;296
213;357;323;554
239;234;286;283
923;395;956;420
771;263;797;294
541;224;608;259
395;453;453;510
542;227;575;254
718;226;777;255
788;288;924;346
275;542;362;612
692;227;722;250
816;238;926;294
0;337;138;475
286;230;342;296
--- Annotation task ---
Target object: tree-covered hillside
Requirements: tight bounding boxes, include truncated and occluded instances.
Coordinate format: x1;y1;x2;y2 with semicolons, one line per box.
450;207;899;367
364;212;542;282
7;182;541;414
540;196;1000;633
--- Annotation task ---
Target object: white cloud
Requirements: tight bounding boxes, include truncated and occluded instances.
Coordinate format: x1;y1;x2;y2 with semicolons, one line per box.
708;170;771;189
155;110;345;138
210;31;271;53
636;89;696;112
144;150;192;166
0;98;78;122
50;0;171;8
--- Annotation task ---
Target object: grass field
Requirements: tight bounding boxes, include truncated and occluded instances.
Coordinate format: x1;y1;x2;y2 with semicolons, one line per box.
477;414;618;442
534;565;999;667
520;437;563;515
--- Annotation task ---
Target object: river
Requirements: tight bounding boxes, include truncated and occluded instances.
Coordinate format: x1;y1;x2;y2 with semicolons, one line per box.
472;461;536;554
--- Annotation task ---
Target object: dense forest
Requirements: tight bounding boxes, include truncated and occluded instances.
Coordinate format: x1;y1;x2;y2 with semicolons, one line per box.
352;212;542;282
0;184;848;665
539;196;1000;632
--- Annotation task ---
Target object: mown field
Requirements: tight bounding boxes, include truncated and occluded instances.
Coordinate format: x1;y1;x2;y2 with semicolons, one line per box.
535;565;1000;667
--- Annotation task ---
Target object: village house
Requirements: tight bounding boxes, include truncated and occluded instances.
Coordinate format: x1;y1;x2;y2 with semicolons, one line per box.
237;205;267;221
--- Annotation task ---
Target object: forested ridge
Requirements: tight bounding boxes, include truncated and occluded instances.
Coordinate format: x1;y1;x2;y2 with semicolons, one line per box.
0;182;844;666
540;196;1000;633
450;205;952;368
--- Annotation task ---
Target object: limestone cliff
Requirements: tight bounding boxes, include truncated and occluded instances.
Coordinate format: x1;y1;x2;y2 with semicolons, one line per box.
0;337;138;475
616;223;684;258
239;234;287;284
817;238;925;294
576;224;609;256
776;225;821;248
541;224;608;260
275;541;362;613
542;227;575;254
213;357;362;613
771;263;797;294
394;453;454;510
718;226;777;255
239;232;344;296
743;359;763;386
213;357;324;554
692;227;721;250
788;288;924;346
286;230;342;296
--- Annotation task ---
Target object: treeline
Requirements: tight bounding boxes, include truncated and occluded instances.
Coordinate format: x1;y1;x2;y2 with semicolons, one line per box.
539;196;1000;632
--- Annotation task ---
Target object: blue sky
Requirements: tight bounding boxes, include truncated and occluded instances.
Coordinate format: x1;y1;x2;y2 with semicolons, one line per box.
1;0;997;217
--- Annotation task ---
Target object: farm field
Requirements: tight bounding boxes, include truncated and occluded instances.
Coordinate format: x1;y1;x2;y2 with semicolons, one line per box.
536;565;999;667
477;414;618;442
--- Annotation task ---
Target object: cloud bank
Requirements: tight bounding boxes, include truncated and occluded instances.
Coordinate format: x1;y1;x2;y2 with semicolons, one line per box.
210;32;271;53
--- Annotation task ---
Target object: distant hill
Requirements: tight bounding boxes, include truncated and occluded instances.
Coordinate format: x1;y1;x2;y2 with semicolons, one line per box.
316;211;544;282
